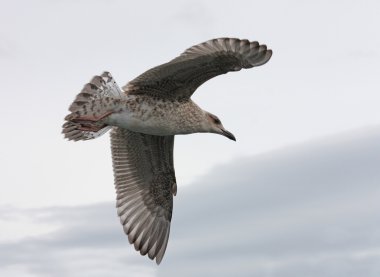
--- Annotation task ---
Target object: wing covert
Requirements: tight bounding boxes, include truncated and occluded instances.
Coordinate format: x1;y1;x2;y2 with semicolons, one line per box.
123;38;272;100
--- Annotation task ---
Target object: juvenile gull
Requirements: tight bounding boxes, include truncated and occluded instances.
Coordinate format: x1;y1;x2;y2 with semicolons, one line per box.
63;38;272;264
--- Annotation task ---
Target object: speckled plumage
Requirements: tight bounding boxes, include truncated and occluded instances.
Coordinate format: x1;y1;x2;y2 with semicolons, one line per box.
106;96;206;136
62;38;272;264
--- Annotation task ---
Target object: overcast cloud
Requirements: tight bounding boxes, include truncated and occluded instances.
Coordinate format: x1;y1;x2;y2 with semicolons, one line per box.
1;128;379;276
1;0;380;208
1;0;380;276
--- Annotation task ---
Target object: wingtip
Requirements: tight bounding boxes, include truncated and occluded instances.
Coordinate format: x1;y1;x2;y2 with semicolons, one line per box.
262;49;273;65
267;49;273;59
155;256;162;265
251;47;273;67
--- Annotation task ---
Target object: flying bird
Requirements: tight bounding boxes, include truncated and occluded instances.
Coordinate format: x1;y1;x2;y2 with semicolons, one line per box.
63;38;272;264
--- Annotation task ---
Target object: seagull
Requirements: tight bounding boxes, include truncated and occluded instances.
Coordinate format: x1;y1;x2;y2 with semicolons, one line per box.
63;38;272;264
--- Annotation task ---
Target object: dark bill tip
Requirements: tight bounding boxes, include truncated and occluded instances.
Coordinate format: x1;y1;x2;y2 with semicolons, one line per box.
221;129;236;141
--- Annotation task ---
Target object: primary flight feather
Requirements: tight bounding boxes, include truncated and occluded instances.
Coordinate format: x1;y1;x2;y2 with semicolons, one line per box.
63;37;272;264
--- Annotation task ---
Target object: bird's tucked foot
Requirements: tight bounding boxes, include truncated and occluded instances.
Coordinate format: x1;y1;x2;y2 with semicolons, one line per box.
68;111;113;122
63;111;113;138
77;124;107;132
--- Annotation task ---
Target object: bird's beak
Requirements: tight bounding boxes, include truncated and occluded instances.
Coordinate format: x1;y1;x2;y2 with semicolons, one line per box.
221;129;236;141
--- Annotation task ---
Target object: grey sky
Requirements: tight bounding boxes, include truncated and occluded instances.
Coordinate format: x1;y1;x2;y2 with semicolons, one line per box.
1;0;380;276
1;128;379;276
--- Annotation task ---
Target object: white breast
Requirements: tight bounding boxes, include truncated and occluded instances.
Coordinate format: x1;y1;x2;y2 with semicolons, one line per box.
107;111;172;135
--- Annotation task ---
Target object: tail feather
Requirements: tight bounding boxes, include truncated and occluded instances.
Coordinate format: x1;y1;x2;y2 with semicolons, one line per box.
63;71;123;141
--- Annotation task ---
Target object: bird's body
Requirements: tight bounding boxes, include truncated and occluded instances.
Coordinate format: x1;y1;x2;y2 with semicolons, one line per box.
106;96;206;136
63;38;272;264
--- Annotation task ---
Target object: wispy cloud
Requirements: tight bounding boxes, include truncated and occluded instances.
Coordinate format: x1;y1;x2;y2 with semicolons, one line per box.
1;128;380;276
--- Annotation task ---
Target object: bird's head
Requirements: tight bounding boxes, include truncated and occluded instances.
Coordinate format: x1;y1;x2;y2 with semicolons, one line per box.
204;112;236;141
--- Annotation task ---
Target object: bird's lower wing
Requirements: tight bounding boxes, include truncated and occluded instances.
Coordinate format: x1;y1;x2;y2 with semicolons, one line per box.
124;38;272;100
110;127;176;264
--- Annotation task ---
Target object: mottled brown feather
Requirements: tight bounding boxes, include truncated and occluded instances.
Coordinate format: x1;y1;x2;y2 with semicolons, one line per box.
124;38;272;100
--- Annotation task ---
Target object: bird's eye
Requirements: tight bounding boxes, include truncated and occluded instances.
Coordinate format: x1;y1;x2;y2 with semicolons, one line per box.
208;114;221;124
213;117;221;124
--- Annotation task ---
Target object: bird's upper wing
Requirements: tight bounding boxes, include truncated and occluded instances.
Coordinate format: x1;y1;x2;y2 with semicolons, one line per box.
123;38;272;101
110;127;176;264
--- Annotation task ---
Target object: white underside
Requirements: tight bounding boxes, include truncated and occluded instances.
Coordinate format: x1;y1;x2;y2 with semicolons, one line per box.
107;112;180;136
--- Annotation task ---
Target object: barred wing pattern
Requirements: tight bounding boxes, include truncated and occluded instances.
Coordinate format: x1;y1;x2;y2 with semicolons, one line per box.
111;127;176;264
124;38;272;100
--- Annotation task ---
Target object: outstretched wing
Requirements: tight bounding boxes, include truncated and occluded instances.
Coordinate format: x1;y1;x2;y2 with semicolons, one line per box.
124;38;272;100
111;127;176;264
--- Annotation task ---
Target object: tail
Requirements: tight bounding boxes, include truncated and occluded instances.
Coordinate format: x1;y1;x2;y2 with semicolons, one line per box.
62;71;124;141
